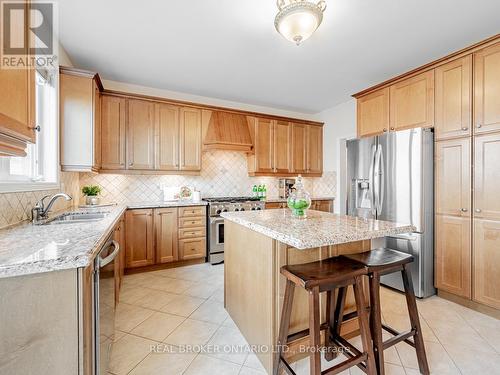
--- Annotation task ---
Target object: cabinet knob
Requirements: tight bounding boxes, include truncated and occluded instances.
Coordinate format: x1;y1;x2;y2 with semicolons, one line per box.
461;127;468;131
477;124;482;128
30;125;41;132
461;208;468;212
390;127;395;131
383;128;388;132
475;208;482;213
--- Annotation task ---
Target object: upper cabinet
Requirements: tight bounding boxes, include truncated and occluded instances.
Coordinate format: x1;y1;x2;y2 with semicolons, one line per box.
60;67;103;172
101;95;126;170
179;107;202;171
474;42;500;135
357;88;390;137
127;99;155;170
390;70;435;131
0;1;36;156
155;103;179;171
435;56;472;140
248;117;323;176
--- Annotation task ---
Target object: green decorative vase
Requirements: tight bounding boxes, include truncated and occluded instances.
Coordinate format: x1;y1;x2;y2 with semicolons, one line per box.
287;175;311;218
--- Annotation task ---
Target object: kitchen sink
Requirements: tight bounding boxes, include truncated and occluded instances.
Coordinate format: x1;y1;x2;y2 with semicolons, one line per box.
46;211;110;224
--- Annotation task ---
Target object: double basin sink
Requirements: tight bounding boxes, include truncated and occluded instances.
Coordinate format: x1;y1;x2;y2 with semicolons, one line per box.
44;211;110;225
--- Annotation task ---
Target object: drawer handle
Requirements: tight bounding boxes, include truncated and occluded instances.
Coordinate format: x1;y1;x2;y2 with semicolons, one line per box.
475;208;482;213
461;208;468;212
461;127;468;131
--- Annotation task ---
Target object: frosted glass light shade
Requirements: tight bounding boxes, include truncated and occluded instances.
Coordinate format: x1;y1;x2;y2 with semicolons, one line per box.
275;1;326;45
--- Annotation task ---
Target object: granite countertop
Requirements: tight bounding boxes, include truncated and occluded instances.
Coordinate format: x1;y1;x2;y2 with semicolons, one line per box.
265;196;335;203
0;200;208;279
221;209;415;250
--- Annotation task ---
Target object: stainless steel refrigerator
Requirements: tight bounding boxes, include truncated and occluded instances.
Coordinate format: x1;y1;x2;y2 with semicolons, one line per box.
342;128;435;298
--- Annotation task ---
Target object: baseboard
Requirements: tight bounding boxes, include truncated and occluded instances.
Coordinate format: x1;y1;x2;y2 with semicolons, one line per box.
437;290;500;320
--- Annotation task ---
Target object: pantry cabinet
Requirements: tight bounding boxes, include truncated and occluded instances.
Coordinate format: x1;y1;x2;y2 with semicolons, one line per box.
474;42;500;135
125;209;155;268
435;56;472;140
0;0;36;156
101;95;126;170
127;99;155;170
60;67;103;172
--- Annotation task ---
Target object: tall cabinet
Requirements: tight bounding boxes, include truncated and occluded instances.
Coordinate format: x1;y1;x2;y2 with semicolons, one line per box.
434;40;500;310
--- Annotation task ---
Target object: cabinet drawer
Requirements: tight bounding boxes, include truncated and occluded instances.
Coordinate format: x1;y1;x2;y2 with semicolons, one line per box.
179;206;206;217
179;238;206;260
179;216;206;228
179;227;206;239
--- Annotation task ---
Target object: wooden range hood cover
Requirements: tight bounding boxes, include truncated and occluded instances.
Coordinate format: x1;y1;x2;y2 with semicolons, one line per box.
203;111;253;152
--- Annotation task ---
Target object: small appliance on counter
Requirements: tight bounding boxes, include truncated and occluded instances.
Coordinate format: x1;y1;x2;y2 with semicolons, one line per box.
279;178;296;199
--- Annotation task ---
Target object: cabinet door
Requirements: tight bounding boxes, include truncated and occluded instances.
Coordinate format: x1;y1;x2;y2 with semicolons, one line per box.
0;1;36;145
474;42;500;134
274;120;291;173
315;200;332;212
307;125;323;174
113;219;125;304
93;81;102;169
265;202;283;209
179;238;206;260
473;218;500;309
390;70;434;131
435;215;471;298
291;123;307;173
254;118;274;173
101;95;126;170
179;107;202;171
127;99;155;170
155;103;179;170
435;56;472;140
357;88;390;137
125;209;154;268
435;138;471;216
155;208;178;263
474;133;500;221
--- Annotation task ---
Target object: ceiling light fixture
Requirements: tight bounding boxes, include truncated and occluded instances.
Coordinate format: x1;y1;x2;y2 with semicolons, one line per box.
275;0;326;46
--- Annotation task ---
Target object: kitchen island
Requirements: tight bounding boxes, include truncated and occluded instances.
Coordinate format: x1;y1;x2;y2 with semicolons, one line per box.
221;209;415;373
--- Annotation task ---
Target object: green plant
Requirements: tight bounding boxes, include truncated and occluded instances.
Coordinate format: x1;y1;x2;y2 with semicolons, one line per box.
82;185;102;196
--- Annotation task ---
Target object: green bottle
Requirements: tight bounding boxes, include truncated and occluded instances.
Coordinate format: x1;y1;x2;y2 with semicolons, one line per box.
252;185;258;198
257;185;263;198
262;184;267;200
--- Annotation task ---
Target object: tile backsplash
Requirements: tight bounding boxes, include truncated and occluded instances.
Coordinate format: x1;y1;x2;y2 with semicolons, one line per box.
0;172;80;229
80;151;336;204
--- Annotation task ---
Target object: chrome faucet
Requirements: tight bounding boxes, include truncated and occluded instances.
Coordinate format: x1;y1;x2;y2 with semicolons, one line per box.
32;193;72;224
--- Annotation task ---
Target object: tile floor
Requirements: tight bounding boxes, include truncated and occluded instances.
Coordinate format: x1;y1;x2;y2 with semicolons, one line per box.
109;263;500;375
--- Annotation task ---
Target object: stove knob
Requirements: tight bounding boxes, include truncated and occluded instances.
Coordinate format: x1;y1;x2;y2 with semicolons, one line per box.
216;209;222;215
256;207;262;210
251;207;256;211
235;208;240;212
223;209;228;212
241;208;245;211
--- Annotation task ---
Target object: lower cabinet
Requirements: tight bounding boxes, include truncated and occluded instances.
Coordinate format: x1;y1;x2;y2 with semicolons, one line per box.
435;215;471;298
473;219;500;309
125;206;206;270
265;199;333;212
125;209;155;268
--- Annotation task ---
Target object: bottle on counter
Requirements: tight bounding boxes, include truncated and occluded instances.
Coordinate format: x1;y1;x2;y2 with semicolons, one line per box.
257;185;263;198
262;184;267;201
252;185;258;198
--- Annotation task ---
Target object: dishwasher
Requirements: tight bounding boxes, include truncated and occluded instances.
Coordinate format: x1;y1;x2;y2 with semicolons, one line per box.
94;234;120;375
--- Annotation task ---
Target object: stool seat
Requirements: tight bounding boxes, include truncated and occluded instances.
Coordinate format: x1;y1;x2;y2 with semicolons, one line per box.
343;248;413;273
281;257;367;290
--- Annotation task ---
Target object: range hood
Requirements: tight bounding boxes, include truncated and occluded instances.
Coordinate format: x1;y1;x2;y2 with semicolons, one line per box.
203;111;253;152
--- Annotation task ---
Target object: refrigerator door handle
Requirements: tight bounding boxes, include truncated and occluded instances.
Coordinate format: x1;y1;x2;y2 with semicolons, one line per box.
373;144;381;214
368;144;377;216
376;144;385;213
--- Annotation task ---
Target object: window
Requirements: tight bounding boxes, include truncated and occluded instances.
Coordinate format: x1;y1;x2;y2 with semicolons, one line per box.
0;70;59;192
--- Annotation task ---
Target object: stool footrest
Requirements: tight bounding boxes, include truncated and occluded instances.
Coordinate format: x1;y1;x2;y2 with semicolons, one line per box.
331;336;368;373
341;306;370;322
383;328;416;350
279;356;296;375
382;324;416;348
287;322;329;343
322;353;368;375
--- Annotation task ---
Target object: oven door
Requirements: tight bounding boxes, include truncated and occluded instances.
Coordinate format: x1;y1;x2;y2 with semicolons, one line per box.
209;216;225;255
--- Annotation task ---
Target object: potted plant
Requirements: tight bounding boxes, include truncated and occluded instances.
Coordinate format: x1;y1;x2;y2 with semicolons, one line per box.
82;185;102;206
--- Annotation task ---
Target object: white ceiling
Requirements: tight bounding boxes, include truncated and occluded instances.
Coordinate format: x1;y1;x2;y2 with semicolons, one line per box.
57;0;500;114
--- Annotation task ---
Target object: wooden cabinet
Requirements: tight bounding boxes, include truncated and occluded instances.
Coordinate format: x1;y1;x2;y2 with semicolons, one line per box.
357;88;390;137
252;117;274;174
312;200;333;212
125;209;154;268
101;95;126;170
291;123;307;173
155;103;179;170
179;107;202;171
473;219;500;309
0;0;36;156
307;125;323;174
265;202;285;209
390;70;435;131
474;42;500;135
179;238;206;260
127;99;155;170
435;215;471;298
435;138;471;216
474;133;500;221
113;217;125;304
435;56;472;140
60;67;102;172
155;208;178;263
274;120;291;173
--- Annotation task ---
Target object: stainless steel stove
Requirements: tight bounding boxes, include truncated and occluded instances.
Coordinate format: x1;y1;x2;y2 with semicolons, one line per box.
204;197;265;264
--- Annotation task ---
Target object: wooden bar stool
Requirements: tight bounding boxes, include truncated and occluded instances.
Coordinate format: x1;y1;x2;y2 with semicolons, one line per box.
275;257;377;375
336;248;430;375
